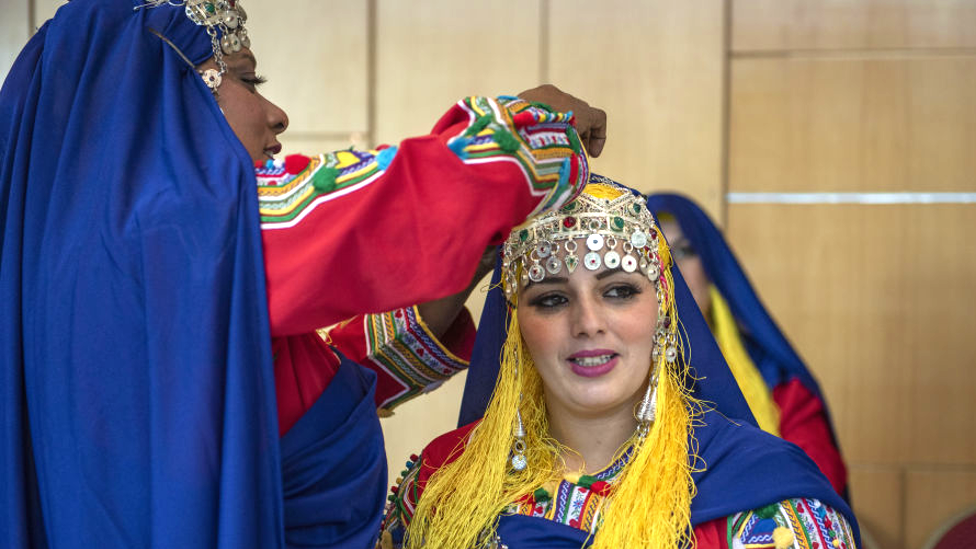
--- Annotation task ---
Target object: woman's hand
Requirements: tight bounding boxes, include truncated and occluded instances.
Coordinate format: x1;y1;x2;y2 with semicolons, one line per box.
518;84;608;157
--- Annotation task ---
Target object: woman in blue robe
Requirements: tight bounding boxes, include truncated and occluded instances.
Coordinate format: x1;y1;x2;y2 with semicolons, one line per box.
0;1;606;547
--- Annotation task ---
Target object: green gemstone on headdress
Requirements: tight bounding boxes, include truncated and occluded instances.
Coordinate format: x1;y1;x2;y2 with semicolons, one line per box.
519;229;529;242
632;203;641;214
205;2;216;13
613;216;625;230
565;255;579;273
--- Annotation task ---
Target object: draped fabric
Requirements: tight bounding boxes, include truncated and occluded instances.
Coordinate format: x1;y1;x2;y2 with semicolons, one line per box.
646;192;848;495
456;177;858;545
1;1;282;546
280;354;387;549
645;193;822;397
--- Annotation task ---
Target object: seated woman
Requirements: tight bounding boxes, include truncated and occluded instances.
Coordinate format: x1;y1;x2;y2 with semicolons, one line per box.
381;177;858;548
647;193;848;496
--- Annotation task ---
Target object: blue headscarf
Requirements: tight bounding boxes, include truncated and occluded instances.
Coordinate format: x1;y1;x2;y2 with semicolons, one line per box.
646;193;822;396
1;1;282;547
458;178;858;542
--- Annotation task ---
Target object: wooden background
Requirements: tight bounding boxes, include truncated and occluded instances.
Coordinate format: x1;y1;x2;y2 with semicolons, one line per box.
3;1;974;547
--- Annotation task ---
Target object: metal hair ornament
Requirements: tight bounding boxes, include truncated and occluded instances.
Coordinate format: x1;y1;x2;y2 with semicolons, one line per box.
136;0;250;93
501;175;668;301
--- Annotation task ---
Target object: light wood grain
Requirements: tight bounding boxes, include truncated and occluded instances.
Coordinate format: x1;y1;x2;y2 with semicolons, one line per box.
726;204;976;465
275;136;363;159
382;370;467;484
729;56;976;193
374;0;541;145
905;468;976;549
0;0;30;85
549;0;726;220
849;465;904;549
31;0;66;29
246;1;368;136
732;0;976;52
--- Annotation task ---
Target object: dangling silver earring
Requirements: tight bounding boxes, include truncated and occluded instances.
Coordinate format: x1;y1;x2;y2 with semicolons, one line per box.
511;408;527;471
636;366;659;439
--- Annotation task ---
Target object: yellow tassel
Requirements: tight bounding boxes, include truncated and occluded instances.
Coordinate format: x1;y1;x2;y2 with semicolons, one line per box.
709;286;781;436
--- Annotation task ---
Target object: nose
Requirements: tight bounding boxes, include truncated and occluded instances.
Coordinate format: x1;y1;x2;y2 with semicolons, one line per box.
265;96;289;135
570;294;606;339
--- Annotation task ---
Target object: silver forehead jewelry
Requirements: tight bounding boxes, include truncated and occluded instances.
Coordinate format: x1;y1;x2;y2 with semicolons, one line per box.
137;0;250;93
501;178;665;301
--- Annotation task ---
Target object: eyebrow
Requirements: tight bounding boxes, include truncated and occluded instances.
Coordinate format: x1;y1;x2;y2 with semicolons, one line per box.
596;268;629;280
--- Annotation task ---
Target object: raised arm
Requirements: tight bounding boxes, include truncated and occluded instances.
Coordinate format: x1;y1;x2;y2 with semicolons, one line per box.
259;95;592;336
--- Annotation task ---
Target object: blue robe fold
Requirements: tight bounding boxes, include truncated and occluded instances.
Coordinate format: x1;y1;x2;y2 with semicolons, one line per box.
281;354;388;549
1;1;284;546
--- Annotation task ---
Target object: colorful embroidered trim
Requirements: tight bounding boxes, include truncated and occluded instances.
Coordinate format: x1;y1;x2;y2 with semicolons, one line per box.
729;498;856;549
447;96;586;217
364;306;469;410
502;448;630;535
257;150;388;229
380;452;423;547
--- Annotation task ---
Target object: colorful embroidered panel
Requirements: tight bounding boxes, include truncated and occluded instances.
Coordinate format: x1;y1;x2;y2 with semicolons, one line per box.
729;498;857;549
502;449;629;535
361;306;469;411
448;96;583;216
256;150;389;228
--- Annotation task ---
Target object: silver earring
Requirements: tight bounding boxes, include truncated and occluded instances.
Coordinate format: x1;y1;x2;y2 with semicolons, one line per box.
511;409;527;471
636;367;659;439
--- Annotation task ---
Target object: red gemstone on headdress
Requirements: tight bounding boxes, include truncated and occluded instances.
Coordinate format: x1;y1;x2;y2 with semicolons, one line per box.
563;216;577;228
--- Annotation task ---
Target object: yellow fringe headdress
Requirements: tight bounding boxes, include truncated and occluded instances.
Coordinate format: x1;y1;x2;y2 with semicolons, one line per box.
407;177;703;549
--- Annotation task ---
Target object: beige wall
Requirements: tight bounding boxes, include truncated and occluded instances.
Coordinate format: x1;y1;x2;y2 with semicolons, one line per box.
4;2;975;547
728;2;976;548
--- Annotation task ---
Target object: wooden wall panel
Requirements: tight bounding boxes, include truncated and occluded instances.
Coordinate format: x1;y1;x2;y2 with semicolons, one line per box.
549;0;726;220
905;469;976;549
729;56;976;193
374;0;541;145
849;466;904;549
246;2;368;143
732;0;976;52
726;204;976;466
373;0;541;477
277;137;361;160
0;0;30;85
31;0;65;29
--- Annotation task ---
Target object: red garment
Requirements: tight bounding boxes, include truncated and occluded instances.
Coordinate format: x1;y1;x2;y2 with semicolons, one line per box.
256;96;588;434
693;518;729;549
773;377;849;495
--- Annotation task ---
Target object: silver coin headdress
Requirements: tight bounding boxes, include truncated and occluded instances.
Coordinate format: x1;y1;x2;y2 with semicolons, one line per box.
501;174;672;304
137;0;250;92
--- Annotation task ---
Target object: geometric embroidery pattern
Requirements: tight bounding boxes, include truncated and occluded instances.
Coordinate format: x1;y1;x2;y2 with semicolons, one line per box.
364;306;468;410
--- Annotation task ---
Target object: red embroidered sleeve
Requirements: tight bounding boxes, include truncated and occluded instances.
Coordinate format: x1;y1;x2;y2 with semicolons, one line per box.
324;306;475;412
257;96;588;337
